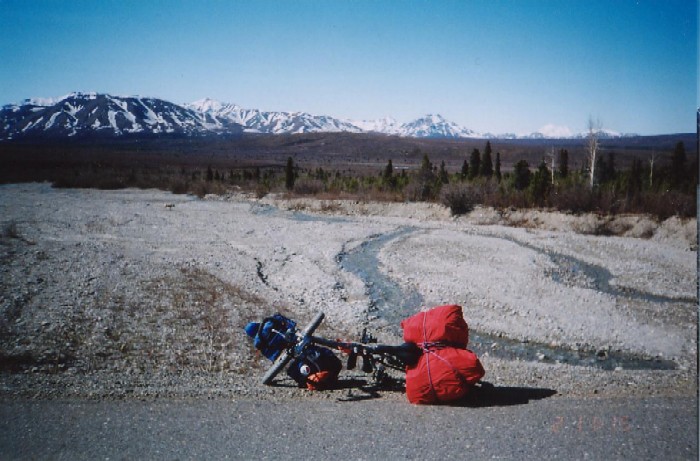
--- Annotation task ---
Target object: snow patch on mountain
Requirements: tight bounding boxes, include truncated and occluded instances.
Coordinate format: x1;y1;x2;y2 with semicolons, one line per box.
350;117;401;134
534;124;574;138
186;98;362;135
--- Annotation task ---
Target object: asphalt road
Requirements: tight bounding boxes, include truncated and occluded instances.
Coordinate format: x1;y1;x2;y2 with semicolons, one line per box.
1;392;697;460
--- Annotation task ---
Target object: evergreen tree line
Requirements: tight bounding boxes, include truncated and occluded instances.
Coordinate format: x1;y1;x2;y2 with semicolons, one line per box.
274;140;696;219
53;140;693;219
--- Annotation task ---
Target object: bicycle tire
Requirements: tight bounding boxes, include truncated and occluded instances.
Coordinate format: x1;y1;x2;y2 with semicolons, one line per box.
300;312;325;336
261;350;293;385
260;312;325;385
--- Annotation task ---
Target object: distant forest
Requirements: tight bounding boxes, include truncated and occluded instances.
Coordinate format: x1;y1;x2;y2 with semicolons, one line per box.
0;132;696;219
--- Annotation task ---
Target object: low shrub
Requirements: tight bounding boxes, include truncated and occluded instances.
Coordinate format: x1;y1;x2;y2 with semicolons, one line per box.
293;179;324;195
440;183;480;216
169;179;189;195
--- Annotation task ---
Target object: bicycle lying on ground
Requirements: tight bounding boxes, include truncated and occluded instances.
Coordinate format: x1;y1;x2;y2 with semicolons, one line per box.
247;312;421;387
246;305;487;404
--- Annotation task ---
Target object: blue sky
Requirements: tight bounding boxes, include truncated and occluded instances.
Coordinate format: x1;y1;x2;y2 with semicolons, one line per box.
0;0;696;135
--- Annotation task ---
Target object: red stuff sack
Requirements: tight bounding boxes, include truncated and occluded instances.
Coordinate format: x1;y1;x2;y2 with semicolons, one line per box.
401;304;469;348
405;348;484;404
401;305;485;404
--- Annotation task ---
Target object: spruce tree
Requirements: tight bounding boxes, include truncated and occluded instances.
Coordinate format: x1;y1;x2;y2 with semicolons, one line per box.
461;159;469;180
384;159;393;181
439;160;449;184
419;154;433;181
417;154;435;200
383;159;395;188
512;160;531;190
529;160;551;205
557;149;569;178
469;149;481;180
481;143;493;178
285;157;295;190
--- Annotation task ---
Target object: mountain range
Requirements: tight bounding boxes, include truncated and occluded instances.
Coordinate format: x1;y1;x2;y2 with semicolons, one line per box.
1;92;634;141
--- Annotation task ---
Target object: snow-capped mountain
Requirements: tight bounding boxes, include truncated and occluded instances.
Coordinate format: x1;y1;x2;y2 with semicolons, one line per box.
1;92;634;141
0;93;483;140
516;125;632;140
185;98;362;135
350;114;481;138
395;114;478;138
0;92;238;140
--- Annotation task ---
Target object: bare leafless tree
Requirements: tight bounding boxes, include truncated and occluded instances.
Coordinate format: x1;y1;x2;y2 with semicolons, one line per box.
586;117;601;188
649;150;659;188
545;147;556;185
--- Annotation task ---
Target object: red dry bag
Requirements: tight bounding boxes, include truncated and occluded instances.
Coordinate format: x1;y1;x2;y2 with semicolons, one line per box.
401;305;485;404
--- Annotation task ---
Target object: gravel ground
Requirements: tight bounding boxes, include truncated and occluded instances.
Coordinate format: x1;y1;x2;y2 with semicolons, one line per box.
0;183;696;402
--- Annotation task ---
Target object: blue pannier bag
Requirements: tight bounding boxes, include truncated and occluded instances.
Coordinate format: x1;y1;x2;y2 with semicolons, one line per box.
244;314;296;361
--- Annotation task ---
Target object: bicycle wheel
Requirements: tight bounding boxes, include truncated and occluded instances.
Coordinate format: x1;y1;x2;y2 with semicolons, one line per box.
261;350;293;385
300;312;325;336
261;312;325;385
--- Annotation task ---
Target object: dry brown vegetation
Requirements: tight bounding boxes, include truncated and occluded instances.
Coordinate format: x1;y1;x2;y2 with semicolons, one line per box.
0;234;267;377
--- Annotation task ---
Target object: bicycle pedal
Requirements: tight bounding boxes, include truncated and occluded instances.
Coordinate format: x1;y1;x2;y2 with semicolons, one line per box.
347;351;357;370
361;355;373;373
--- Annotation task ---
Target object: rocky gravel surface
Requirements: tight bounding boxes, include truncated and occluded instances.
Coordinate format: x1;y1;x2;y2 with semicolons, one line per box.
0;183;696;403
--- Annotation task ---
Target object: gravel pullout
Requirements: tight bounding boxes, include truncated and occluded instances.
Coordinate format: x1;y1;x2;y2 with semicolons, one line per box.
0;183;696;401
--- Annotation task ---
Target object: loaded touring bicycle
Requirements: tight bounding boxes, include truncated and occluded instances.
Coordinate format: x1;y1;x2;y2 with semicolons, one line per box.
245;305;485;404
